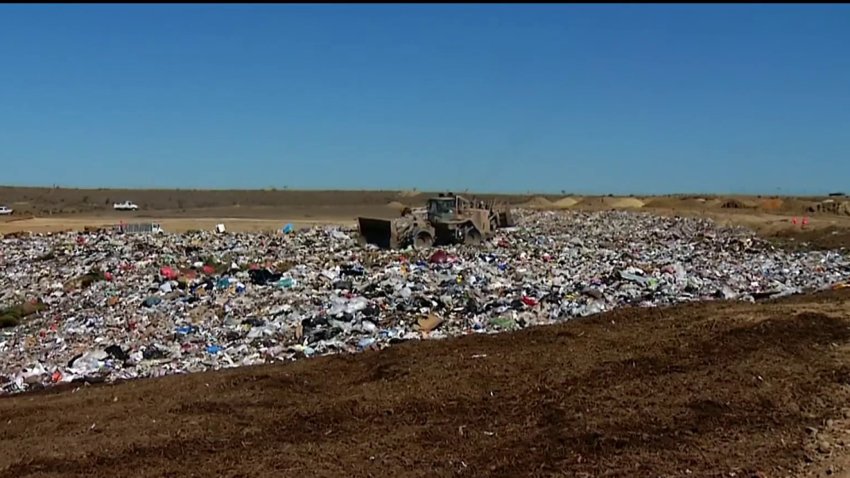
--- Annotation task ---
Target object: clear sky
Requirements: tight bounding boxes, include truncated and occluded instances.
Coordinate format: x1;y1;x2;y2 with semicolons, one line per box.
1;4;848;195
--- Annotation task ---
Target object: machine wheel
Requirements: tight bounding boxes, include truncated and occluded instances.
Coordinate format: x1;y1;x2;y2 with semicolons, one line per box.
413;231;434;250
463;226;483;246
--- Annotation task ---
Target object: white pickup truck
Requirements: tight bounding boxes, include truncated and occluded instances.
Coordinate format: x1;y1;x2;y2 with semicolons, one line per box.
0;206;13;215
113;201;139;211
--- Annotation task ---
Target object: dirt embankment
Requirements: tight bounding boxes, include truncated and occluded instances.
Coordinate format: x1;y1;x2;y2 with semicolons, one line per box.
3;291;850;477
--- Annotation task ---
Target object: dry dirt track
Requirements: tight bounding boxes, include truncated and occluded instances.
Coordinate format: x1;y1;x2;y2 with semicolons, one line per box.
4;292;850;477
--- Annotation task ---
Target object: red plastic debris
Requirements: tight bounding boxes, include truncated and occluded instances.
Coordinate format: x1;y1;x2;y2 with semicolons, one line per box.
51;371;62;383
202;265;215;275
104;272;114;281
160;267;178;280
429;250;449;264
522;296;538;307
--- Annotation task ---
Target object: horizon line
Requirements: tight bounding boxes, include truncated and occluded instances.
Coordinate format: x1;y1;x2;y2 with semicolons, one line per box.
0;184;843;199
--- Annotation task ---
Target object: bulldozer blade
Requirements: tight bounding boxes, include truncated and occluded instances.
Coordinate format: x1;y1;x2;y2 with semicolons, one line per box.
498;210;515;228
357;217;398;249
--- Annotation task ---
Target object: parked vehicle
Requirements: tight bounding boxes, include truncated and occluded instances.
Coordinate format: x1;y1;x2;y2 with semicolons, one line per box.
0;206;13;215
113;201;139;211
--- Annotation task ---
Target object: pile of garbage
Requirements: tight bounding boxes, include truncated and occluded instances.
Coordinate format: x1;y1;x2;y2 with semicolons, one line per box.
1;210;849;395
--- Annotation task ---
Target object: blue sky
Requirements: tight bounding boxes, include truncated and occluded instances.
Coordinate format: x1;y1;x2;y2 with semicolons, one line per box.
1;4;848;195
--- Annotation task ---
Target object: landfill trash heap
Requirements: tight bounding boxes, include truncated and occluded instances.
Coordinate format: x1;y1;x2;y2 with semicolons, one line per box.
1;210;849;395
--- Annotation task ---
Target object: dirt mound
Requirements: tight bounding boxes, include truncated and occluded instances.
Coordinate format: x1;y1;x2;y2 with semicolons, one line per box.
397;190;421;198
522;196;554;209
608;197;645;208
578;197;645;209
3;291;850;477
721;198;758;209
641;197;677;208
385;201;406;210
759;197;784;211
783;198;818;214
551;197;580;209
643;197;711;209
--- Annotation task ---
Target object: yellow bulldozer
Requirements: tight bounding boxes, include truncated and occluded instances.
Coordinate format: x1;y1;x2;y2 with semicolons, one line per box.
357;193;515;250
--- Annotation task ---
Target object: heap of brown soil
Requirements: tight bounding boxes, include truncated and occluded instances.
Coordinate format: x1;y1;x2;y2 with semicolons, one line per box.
643;197;708;209
721;198;758;209
759;197;784;210
522;196;554;209
551;197;581;209
608;197;645;208
782;198;818;214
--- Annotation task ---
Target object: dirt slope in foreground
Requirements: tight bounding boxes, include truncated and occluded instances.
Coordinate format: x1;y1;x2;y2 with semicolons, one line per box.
4;292;850;478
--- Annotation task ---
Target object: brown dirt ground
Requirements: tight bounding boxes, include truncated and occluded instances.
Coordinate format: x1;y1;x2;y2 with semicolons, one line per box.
0;187;834;217
4;190;850;249
0;187;548;216
3;291;850;477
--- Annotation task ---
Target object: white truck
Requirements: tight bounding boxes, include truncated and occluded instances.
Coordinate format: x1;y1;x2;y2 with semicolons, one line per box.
113;201;139;211
0;206;13;216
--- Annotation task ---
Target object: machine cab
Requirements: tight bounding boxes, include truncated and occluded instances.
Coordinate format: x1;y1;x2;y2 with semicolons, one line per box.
427;194;479;222
427;197;456;222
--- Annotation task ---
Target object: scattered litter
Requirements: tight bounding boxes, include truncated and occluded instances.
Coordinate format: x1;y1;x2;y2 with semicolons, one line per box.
418;314;444;333
1;210;849;395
